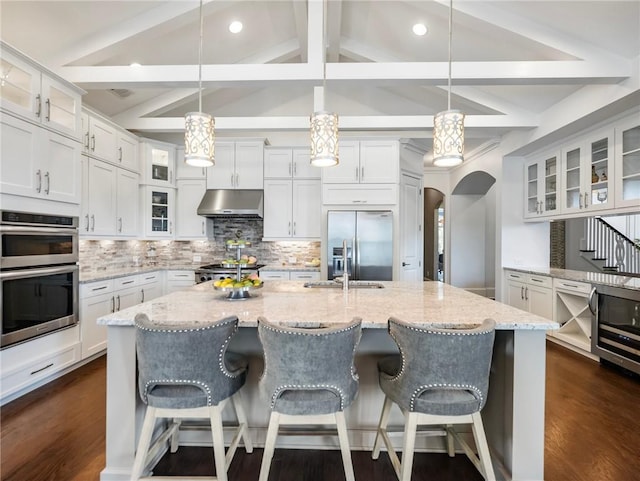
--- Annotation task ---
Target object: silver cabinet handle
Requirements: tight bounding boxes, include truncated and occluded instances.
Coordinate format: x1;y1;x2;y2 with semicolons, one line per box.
579;194;583;209
36;169;42;193
235;173;239;187
525;286;529;301
118;217;123;233
84;214;89;231
45;98;50;121
116;295;121;311
288;221;291;236
355;167;359;181
169;170;173;183
169;221;173;234
35;94;42;118
44;171;50;194
293;221;296;236
201;168;205;176
584;192;589;208
110;296;115;313
588;287;597;315
521;286;524;299
141;288;145;303
231;173;234;187
361;166;364;181
201;221;205;235
118;146;123;162
91;134;96;152
293;162;297;176
84;132;90;149
90;214;95;232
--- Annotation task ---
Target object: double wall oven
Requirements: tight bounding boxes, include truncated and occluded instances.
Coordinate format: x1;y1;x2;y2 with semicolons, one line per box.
591;283;640;375
0;211;79;348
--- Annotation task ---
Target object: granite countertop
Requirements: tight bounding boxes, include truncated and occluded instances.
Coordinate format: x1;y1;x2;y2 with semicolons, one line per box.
504;266;640;291
79;264;198;283
97;280;558;331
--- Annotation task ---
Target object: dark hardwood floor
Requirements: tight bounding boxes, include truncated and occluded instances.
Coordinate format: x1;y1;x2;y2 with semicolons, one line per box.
2;342;639;481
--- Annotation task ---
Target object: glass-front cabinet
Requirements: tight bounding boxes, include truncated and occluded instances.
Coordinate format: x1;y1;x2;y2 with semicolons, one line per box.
561;143;583;214
141;186;175;238
524;151;559;218
615;117;640;209
139;139;176;187
586;132;613;211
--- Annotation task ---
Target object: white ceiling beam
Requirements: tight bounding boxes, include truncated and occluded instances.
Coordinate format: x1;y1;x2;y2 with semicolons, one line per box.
307;0;324;67
120;113;537;132
292;0;308;63
62;59;628;88
327;0;343;62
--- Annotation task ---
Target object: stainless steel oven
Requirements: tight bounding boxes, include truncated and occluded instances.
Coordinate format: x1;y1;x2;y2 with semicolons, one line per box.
591;283;640;375
0;211;79;348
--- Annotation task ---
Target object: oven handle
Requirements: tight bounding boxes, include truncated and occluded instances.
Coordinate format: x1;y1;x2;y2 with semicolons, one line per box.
588;287;597;316
0;264;78;280
0;225;78;235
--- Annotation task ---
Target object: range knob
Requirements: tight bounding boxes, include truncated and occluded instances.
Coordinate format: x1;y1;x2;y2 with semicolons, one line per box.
199;275;208;283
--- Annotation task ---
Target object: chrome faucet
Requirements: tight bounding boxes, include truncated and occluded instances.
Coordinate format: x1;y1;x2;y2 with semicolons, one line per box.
342;239;349;291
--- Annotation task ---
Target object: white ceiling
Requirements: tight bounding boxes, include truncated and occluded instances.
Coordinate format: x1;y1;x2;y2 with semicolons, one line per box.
1;0;639;161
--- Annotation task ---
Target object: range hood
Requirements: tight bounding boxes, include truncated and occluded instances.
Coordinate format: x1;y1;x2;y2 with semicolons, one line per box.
197;189;263;218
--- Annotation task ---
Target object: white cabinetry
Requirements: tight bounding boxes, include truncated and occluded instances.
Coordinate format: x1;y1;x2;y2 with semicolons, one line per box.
140;186;175;238
614;116;640;208
322;140;399;184
116;131;139;172
176;147;207;179
550;279;595;358
504;270;553;320
81;109;139;171
0;42;82;139
1;113;81;204
260;270;321;281
139;139;176;187
264;147;319;179
176;179;208;239
206;141;264;189
139;272;163;302
165;270;195;293
263;179;321;240
524;151;560;219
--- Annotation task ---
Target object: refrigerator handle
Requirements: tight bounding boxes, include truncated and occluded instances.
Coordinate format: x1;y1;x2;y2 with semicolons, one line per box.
354;236;359;280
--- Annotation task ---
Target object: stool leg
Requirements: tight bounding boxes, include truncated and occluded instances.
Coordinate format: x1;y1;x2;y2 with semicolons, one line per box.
259;411;280;481
471;412;496;481
335;411;355;481
170;418;182;453
372;395;393;459
130;406;156;481
400;412;419;481
209;405;228;481
445;424;455;457
232;390;253;453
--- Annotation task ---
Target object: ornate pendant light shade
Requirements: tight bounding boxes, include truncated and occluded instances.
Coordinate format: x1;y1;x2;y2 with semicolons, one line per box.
433;0;464;168
433;109;464;167
184;0;214;167
310;111;339;167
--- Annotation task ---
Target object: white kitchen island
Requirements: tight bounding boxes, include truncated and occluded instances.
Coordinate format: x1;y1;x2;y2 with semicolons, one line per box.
98;280;557;481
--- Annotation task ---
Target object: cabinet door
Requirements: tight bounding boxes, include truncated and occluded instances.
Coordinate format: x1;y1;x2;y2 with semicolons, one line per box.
615;117;640;208
561;142;585;214
583;129;614;212
506;280;528;311
140;282;163;302
292;148;320;179
360;140;399;183
322;140;360;183
527;284;553;320
541;153;559;216
117;132;139;172
264;147;293;178
116;169;139;236
87;159;117;235
235;141;264;189
263;179;293;238
176;179;207;239
144;187;175;237
114;287;139;311
292;180;321;238
0;51;41;123
524;159;542;217
0;113;40;198
88;116;117;163
40;75;81;139
42;131;81;204
206;142;235;189
176;147;207;179
80;291;112;359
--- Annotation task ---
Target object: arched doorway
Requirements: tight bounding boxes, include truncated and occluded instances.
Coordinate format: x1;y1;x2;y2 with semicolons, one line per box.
423;188;445;281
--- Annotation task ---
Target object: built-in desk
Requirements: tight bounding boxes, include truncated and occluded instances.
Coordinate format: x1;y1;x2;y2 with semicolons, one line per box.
98;280;557;481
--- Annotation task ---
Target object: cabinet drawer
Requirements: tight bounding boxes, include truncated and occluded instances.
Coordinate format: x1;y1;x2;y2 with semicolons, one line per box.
114;275;139;290
505;271;526;282
554;279;591;294
527;274;552;288
1;343;80;400
166;270;194;281
138;271;161;285
80;279;114;298
322;184;397;205
260;271;289;280
290;271;321;281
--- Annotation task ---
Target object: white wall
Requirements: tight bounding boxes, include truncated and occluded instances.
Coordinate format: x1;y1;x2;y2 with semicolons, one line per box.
450;194;487;292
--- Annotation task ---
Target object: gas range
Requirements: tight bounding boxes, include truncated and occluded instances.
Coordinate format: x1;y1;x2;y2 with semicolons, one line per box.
194;263;265;284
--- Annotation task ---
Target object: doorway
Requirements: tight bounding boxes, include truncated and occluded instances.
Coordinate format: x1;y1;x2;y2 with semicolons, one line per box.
423;188;445;281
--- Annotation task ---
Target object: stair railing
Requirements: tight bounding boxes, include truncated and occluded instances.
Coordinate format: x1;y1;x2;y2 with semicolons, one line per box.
585;217;640;274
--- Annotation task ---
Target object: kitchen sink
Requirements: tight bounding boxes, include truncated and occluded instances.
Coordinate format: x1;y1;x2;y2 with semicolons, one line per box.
303;281;385;289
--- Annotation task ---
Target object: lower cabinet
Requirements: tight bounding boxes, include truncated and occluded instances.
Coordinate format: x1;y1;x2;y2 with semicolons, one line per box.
550;279;594;357
260;270;321;281
165;270;195;293
505;271;553;319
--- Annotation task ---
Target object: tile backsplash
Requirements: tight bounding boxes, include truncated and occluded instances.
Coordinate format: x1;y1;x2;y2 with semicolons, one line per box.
79;218;320;275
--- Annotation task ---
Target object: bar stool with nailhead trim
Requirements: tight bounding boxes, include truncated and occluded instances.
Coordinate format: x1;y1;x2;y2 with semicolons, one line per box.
130;313;253;481
256;316;362;481
372;317;497;481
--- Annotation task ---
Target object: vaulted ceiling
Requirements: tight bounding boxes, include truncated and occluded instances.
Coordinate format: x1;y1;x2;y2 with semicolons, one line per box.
1;0;639;161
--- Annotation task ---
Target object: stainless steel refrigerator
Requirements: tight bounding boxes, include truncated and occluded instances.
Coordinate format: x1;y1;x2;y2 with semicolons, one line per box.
327;210;393;281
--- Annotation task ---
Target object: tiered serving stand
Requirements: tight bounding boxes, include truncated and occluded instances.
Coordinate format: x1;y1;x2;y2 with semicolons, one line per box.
213;240;262;300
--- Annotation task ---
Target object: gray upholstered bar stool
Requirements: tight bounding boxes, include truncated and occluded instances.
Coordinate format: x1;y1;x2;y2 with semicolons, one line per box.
372;317;497;481
257;316;362;481
130;313;253;481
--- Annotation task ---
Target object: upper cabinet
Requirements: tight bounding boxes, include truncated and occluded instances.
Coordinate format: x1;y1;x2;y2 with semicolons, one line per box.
175;147;207;180
139;139;176;187
0;43;82;140
81;109;139;172
614;116;640;209
322;140;399;184
264;147;319;179
524;151;560;219
206;140;264;189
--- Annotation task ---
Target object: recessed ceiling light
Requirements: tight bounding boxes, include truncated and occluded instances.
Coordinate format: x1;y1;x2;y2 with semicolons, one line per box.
130;62;141;68
229;21;243;34
413;23;427;36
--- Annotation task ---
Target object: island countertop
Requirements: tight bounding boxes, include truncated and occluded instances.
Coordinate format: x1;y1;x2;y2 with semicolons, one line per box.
97;280;557;330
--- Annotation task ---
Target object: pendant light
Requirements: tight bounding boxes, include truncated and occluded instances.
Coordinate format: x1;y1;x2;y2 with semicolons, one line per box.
433;0;464;167
184;0;214;167
310;0;339;167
